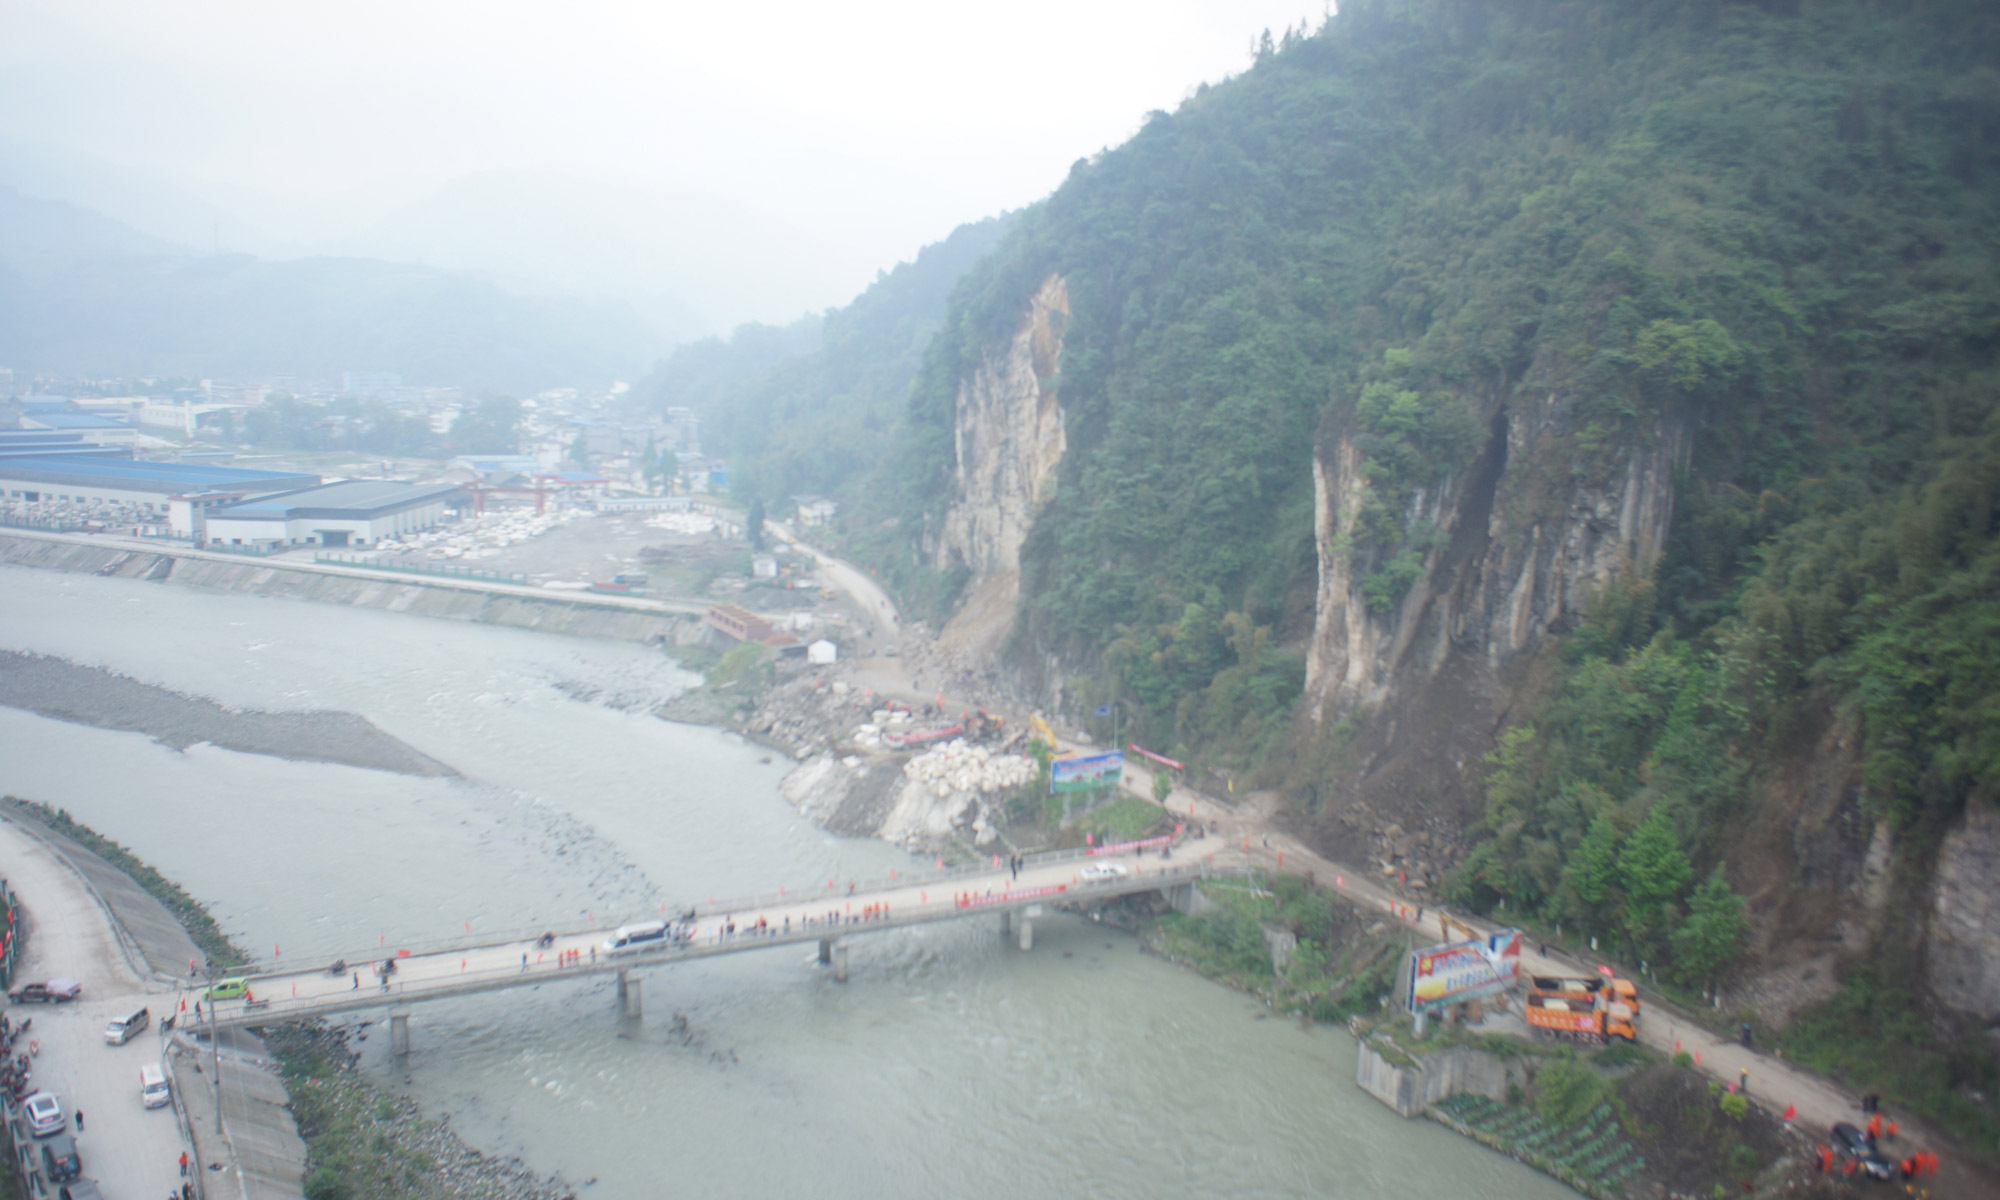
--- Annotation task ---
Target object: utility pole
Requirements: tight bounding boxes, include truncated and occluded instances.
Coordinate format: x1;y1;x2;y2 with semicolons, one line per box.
205;970;222;1134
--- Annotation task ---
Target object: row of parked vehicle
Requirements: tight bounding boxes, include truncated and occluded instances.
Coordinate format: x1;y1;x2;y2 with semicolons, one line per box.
3;977;173;1198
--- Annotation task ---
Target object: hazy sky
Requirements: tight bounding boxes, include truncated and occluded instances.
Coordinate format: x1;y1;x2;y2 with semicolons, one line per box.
2;0;1326;320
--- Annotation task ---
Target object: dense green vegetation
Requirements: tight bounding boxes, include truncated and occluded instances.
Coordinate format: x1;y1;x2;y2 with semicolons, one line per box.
846;0;2000;1147
1159;871;1402;1022
888;0;1999;790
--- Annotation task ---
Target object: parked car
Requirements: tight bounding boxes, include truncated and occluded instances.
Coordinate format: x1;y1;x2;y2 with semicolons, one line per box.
9;978;82;1004
103;1007;149;1045
1831;1122;1895;1181
39;1133;80;1182
23;1091;65;1137
56;1182;104;1200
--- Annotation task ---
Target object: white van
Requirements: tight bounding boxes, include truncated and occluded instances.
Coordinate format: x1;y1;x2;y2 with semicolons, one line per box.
602;921;668;955
139;1064;170;1109
104;1007;149;1045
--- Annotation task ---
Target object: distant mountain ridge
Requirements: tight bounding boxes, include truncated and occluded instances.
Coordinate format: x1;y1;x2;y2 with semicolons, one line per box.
0;185;664;391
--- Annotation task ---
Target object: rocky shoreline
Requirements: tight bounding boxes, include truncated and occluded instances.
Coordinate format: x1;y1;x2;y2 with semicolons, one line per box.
265;1023;577;1200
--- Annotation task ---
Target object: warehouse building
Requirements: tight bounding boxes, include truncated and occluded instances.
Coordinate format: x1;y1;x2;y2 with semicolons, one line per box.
202;480;461;548
0;456;320;515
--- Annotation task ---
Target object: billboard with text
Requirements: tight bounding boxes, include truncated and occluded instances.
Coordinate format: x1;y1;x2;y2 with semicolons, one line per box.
1405;928;1523;1015
1050;751;1124;793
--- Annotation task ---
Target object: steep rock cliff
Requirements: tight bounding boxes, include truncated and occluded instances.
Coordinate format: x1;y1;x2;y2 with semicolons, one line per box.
936;273;1069;579
1930;805;2000;1024
923;274;1069;682
1303;391;1688;836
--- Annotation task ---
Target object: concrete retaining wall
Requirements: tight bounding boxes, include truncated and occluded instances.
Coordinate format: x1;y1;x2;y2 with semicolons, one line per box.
1355;1036;1528;1118
0;533;704;645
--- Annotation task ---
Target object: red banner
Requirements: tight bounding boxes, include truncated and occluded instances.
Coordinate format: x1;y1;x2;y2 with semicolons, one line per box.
957;883;1068;908
1127;743;1184;771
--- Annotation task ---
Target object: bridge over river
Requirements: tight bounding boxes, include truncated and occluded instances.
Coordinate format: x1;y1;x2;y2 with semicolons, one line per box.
187;835;1221;1052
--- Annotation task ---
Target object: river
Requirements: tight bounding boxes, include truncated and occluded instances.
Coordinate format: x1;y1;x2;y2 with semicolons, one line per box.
0;566;1571;1200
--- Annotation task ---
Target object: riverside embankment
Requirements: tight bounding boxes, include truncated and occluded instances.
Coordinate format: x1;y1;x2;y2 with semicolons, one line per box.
0;529;706;645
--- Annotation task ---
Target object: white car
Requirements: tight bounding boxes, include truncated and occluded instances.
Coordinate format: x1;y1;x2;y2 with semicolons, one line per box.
1081;863;1128;882
23;1091;64;1137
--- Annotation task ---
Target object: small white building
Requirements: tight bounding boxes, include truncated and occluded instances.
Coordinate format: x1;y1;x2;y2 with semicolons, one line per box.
793;495;839;528
807;639;838;665
751;554;778;578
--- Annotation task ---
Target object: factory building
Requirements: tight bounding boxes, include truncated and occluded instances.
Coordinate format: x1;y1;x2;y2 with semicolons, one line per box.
0;456;320;516
202;480;461;548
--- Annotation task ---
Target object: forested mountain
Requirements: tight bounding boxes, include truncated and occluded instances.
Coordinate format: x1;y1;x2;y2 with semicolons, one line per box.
635;215;1012;503
0;189;663;392
819;0;1998;1144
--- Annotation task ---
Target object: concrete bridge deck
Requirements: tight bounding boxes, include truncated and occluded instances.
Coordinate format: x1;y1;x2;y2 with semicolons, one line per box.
186;839;1219;1045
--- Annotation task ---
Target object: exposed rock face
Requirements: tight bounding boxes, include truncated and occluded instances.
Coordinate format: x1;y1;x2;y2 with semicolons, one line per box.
1298;391;1687;827
1929;805;2000;1022
1306;393;1688;725
936;273;1069;581
923;273;1070;695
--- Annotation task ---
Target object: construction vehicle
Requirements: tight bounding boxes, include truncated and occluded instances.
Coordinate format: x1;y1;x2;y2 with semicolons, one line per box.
964;709;1005;743
1524;975;1640;1044
1029;714;1074;759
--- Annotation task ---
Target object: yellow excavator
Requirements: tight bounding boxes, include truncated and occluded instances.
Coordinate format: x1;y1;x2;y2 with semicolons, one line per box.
1030;714;1075;759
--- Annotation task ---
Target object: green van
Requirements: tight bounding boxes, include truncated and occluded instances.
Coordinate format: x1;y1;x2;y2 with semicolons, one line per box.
201;978;249;1001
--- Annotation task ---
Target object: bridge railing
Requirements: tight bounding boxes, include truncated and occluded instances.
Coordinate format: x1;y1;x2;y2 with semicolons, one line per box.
203;836;1219;981
199;858;1218;1021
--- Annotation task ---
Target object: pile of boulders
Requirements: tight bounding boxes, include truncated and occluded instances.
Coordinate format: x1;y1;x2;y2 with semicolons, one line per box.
878;740;1036;850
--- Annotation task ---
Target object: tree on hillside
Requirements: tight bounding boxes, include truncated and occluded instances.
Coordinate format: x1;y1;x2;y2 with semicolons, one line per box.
1671;864;1749;991
746;496;766;552
449;396;522;455
1562;807;1623;921
569;432;591;469
1618;805;1692;953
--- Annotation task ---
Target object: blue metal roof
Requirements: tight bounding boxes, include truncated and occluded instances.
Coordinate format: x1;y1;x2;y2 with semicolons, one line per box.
25;413;131;429
0;456;320;493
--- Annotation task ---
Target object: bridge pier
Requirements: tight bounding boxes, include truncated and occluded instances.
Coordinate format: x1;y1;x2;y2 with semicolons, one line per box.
1166;882;1208;916
818;938;833;965
1018;904;1042;952
390;1012;410;1056
617;968;641;1018
998;910;1011;939
830;939;850;983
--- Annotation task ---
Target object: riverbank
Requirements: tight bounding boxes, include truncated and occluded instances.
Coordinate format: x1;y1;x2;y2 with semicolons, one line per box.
2;800;574;1200
0;531;705;647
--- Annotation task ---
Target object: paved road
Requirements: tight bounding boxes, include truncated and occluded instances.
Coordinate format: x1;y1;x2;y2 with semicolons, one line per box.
192;839;1214;1033
0;820;189;1200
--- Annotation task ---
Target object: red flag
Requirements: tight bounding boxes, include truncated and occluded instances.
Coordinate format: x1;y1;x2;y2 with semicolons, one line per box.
1783;1104;1796;1122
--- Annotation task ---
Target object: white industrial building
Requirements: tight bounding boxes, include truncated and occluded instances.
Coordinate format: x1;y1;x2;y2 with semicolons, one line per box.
203;480;461;548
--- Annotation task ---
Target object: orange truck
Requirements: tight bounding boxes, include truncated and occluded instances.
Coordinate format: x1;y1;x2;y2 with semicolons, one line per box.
1524;975;1640;1044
